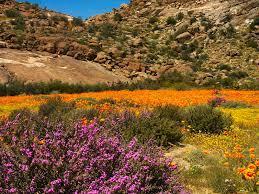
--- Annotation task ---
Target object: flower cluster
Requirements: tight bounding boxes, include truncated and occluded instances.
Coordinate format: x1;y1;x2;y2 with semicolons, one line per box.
0;115;186;193
0;90;258;117
224;145;258;191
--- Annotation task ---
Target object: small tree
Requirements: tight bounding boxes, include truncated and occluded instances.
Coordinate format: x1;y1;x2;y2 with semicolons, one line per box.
113;13;123;21
72;17;84;26
4;8;21;18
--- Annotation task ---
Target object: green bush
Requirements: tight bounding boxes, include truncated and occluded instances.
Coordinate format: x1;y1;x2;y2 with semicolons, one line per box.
246;38;258;49
113;13;123;21
98;23;116;39
200;16;213;31
149;16;159;24
185;105;233;134
12;15;25;31
38;97;75;117
217;64;232;71
176;12;184;21
154;105;183;123
72;17;84;26
108;111;183;147
219;24;236;38
4;8;21;18
221;101;251;108
230;71;248;79
166;16;177;25
249;17;259;30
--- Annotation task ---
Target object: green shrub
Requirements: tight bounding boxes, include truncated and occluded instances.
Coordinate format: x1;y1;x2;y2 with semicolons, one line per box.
176;12;184;21
4;8;21;18
219;24;236;38
154;105;183;123
217;64;232;71
249;17;259;30
230;71;248;79
149;16;159;24
166;16;177;25
38;97;75;117
12;15;25;31
200;16;213;31
98;23;116;39
246;38;258;49
59;16;69;23
185;105;233;134
190;16;197;24
113;13;123;21
108;111;183;147
221;101;251;108
72;17;84;26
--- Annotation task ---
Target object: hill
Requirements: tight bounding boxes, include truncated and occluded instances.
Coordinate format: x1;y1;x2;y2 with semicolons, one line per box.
0;0;258;88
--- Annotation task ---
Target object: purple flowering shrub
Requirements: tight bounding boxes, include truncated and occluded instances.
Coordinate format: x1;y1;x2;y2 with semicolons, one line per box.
0;115;186;193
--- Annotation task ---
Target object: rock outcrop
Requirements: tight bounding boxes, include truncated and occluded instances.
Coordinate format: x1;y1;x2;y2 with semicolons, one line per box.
0;0;258;85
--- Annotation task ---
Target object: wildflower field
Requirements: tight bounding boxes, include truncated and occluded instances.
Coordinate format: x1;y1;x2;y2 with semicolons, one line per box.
0;89;258;193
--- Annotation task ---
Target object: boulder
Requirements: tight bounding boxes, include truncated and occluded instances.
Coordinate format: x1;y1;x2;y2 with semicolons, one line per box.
86;49;97;61
0;41;7;48
176;32;192;43
43;42;56;53
127;63;142;72
94;52;110;63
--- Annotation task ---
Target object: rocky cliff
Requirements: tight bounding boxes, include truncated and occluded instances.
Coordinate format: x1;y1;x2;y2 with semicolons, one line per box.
0;0;258;86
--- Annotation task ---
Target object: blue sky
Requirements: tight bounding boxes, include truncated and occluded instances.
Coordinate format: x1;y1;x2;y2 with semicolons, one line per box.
19;0;130;19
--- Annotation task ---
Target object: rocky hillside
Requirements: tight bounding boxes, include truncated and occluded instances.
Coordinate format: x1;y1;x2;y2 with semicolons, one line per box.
0;0;258;87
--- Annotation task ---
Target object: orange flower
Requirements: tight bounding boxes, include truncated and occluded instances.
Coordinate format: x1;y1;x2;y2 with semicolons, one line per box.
234;145;242;152
249;147;255;154
203;150;209;154
38;139;45;145
247;164;256;171
255;160;259;167
250;154;256;159
169;162;177;168
244;169;256;180
82;118;88;126
224;152;230;158
0;137;3;142
235;153;245;159
237;167;246;174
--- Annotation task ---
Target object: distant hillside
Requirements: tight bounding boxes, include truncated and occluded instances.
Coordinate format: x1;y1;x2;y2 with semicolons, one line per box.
0;0;258;88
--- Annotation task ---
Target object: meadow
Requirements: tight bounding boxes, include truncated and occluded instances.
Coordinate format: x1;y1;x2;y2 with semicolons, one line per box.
0;89;258;193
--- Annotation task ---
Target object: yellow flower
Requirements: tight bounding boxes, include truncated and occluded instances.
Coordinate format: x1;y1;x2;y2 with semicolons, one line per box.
100;118;105;122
